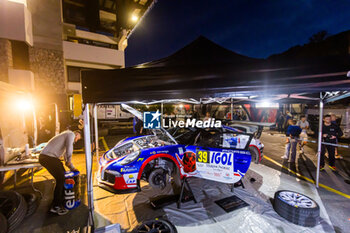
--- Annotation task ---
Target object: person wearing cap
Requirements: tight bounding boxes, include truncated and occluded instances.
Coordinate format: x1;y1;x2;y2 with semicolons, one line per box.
39;130;81;215
282;119;302;163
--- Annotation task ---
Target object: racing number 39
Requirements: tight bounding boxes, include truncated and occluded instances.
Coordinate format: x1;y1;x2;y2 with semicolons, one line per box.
196;150;210;163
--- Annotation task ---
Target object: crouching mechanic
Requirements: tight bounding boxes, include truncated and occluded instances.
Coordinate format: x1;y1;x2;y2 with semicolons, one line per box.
39;130;81;215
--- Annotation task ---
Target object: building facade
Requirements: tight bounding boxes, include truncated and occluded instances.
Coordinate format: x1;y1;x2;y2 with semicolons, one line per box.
0;0;154;127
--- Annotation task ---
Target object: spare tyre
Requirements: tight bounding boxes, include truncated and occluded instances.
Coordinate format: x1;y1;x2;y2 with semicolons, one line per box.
22;193;39;218
0;191;28;232
273;190;320;227
0;212;8;233
134;219;177;233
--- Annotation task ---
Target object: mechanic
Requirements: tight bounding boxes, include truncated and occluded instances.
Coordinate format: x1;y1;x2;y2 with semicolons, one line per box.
320;114;343;171
39;130;81;215
134;118;144;136
297;115;309;154
282;119;301;163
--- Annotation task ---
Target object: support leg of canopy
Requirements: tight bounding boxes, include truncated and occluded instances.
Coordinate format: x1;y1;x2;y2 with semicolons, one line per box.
93;104;99;165
230;98;233;120
316;93;324;188
84;104;94;227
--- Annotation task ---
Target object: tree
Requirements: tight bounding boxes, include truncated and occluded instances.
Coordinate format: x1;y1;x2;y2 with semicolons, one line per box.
309;30;328;43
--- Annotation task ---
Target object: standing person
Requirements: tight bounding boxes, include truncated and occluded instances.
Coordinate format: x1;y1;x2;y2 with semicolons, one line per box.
203;111;211;121
226;111;232;120
39;130;81;215
134;118;143;136
297;115;309;154
277;113;285;133
282;119;302;163
320;115;343;171
284;111;293;132
37;115;52;144
330;114;343;159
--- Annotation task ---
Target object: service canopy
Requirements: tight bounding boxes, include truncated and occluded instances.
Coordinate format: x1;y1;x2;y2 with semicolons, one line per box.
81;35;350;103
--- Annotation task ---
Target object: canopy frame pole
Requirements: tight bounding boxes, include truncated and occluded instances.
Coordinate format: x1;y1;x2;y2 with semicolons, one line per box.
230;98;233;120
93;104;99;166
316;93;324;188
83;104;94;227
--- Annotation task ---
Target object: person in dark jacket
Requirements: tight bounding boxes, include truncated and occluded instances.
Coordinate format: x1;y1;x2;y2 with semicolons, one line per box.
320;114;343;171
284;111;293;132
330;113;343;159
134;118;143;136
282;119;302;163
277;113;285;133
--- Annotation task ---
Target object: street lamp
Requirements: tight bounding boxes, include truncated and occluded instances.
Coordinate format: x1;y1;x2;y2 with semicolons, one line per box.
131;14;138;22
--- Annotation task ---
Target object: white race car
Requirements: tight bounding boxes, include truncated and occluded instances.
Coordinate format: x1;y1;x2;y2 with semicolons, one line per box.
227;121;273;163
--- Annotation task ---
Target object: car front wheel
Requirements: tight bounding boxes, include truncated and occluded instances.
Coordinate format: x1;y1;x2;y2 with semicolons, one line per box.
249;146;260;164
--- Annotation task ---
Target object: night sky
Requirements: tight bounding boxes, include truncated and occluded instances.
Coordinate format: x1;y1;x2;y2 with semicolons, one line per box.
125;0;350;67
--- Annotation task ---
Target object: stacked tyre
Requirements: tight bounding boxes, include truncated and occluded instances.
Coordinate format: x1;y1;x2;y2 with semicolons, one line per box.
22;193;39;218
273;190;320;227
0;191;39;232
134;219;177;233
0;191;27;232
0;212;8;233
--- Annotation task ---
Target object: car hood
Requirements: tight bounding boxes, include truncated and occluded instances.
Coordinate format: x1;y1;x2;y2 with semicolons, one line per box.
121;103;177;144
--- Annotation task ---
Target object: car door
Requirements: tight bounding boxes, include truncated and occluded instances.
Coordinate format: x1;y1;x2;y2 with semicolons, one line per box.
191;129;252;183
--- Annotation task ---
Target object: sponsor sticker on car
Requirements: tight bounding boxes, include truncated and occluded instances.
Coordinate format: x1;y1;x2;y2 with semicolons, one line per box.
123;173;137;184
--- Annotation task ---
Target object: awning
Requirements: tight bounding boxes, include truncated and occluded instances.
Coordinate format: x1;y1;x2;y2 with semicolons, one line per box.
82;36;350;103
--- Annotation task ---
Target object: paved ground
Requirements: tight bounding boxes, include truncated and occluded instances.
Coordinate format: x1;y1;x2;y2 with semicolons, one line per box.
259;131;350;233
1;130;350;232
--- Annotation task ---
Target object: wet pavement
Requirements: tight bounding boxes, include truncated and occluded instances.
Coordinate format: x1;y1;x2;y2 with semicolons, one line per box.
259;131;350;233
1;131;350;232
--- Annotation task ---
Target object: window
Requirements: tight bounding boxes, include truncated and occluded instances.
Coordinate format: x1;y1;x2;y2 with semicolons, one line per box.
195;129;222;148
67;66;81;82
11;41;30;70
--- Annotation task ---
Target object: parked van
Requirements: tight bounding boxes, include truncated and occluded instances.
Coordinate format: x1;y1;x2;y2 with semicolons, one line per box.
306;107;350;139
97;105;134;121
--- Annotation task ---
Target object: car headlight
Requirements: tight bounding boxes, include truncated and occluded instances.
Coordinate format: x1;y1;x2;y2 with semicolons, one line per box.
119;151;140;165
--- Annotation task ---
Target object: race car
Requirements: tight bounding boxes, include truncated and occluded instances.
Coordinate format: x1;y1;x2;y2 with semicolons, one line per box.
228;120;274;163
98;105;253;193
168;122;266;164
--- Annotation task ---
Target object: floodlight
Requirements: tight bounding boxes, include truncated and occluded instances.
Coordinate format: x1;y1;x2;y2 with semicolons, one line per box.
131;14;138;22
16;98;32;111
256;100;279;108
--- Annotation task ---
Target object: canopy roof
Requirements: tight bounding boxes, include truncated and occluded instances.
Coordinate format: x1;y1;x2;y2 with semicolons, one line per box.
81;35;350;103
